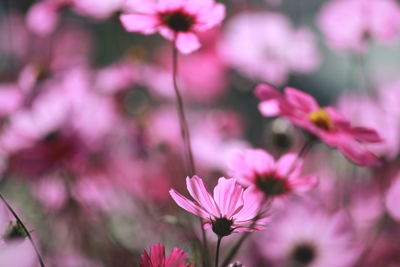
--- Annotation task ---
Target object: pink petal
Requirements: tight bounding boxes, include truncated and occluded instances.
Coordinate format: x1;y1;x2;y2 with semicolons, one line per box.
276;153;299;177
258;100;281;116
288;175;318;192
165;248;189;266
149;244;165;266
338;139;382;167
169;189;209;219
254;83;281;100
350;127;383;143
194;3;226;31
175;32;201;54
213;177;244;218
186;176;220;217
159;0;184;11
284;87;319;113
26;2;59;36
119;14;159;34
234;187;264;222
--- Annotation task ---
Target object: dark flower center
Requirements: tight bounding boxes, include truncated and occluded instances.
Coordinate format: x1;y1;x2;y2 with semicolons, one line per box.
161;10;195;32
291;243;316;265
212;217;234;237
255;173;289;196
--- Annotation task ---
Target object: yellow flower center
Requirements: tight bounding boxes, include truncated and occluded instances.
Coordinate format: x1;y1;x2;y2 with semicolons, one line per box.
308;109;333;130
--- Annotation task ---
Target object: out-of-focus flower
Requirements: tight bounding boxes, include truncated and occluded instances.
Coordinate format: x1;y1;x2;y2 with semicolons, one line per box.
140;243;193;267
228;149;317;198
254;203;359;267
385;173;400;221
26;0;123;36
119;0;225;54
220;12;320;86
255;84;383;167
170;176;268;237
337;92;400;160
318;0;400;52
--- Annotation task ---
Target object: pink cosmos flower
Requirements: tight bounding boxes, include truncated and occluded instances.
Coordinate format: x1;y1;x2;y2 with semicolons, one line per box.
119;0;225;54
318;0;400;52
254;202;359;267
255;84;383;167
228;149;317;198
169;176;268;237
140;243;193;267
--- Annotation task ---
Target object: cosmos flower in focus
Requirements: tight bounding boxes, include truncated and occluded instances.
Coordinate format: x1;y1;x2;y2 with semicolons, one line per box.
169;176;268;237
255;84;383;167
228;149;317;199
120;0;225;54
140;243;193;267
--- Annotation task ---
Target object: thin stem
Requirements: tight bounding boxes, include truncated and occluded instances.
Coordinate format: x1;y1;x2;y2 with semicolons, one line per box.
215;236;222;267
171;40;209;266
171;41;196;176
221;232;250;267
298;136;314;159
0;193;45;267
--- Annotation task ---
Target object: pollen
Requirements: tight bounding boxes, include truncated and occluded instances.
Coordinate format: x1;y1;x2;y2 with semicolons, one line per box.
308;109;333;130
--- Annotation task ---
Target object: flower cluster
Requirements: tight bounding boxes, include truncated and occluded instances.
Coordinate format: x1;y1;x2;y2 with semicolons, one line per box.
0;0;400;266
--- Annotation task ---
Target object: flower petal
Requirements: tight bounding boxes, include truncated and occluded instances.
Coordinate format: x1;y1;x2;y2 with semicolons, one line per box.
119;14;159;34
169;189;210;219
186;176;220;217
213;177;244;218
175;32;201;54
284;87;319;113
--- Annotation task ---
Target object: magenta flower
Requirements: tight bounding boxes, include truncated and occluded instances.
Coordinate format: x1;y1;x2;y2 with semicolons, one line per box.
169;176;268;237
140;243;193;267
228;149;317;198
119;0;225;54
255;84;383;167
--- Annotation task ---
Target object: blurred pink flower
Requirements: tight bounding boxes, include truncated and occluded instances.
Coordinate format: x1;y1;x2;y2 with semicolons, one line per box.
140;243;193;267
26;0;123;36
254;203;359;267
228;149;317;198
170;176;268;237
337;92;400;160
220;12;320;86
255;84;383;167
119;0;225;54
26;1;61;36
318;0;400;52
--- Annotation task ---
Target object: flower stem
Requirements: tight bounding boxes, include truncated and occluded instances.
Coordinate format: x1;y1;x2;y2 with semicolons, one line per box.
215;236;222;267
171;39;209;267
171;41;196;176
0;193;45;267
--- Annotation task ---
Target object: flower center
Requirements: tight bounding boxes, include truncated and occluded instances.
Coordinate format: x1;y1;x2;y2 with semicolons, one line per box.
291;243;316;265
212;217;234;237
309;109;332;130
255;174;289;197
160;10;195;32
